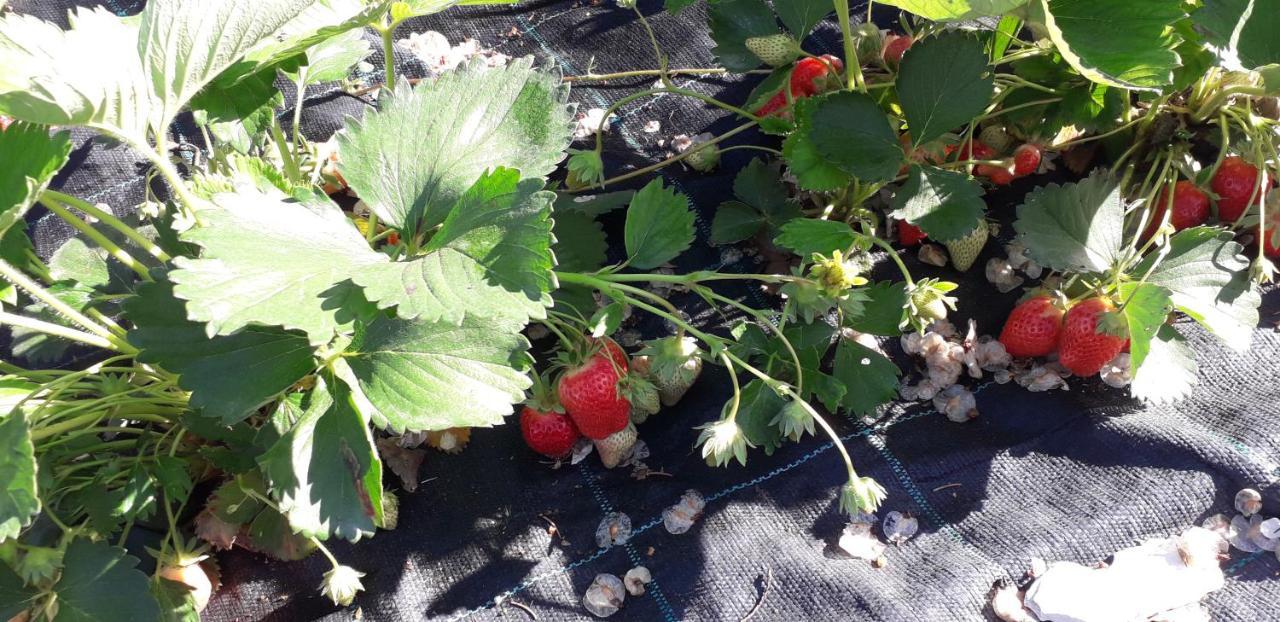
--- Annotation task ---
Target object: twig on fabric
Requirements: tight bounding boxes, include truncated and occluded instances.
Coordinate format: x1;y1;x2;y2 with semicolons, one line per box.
739;567;774;622
507;599;538;620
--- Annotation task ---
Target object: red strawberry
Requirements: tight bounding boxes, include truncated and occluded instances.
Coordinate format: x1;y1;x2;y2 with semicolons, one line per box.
896;220;927;246
520;406;580;459
753;55;844;117
1058;297;1127;377
1212;156;1265;223
0;116;11;131
975;161;1015;185
1262;200;1280;258
999;296;1064;358
953;139;996;163
883;34;913;68
1143;181;1210;239
557;341;631;440
1012;144;1041;177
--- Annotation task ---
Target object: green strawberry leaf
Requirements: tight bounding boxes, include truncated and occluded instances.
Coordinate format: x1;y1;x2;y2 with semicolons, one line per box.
1132;227;1260;353
808;92;902;184
288;29;370;84
337;57;572;239
1013;171;1125;273
783;97;853;191
52;539;159;622
151;577;201;622
1193;0;1280;70
0;560;38;621
842;281;908;337
832;338;900;416
890;165;987;241
711;202;767;245
0;123;72;237
190;68;283;154
0;409;38;542
243;504;317;561
127;278;316;425
744;66;791;114
623;179;696;269
707;0;781;71
337;314;532;433
170;184;386;345
353;168;555;324
666;0;700;13
260;377;383;541
896;32;994;147
552;211;608;272
554;190;635;217
712;159;802;244
774;219;857;257
1032;0;1186;91
1117;282;1174;372
877;0;1029;20
775;0;832;38
48;238;110;290
1129;324;1198;405
733;379;786;455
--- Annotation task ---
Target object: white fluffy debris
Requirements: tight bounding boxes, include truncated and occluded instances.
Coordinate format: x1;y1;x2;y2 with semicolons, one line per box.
1234;488;1263;516
642;120;661;133
1099;353;1132;388
399;31;510;75
583;573;626;618
918;243;948;267
575;108;616;141
1023;527;1226;622
1228;514;1261;553
571;438;595;465
985;258;1025;293
1004;242;1044;279
623;566;652;596
1015;365;1068;392
934;384;978;422
881;511;919;544
1245;514;1279;551
595;512;633;549
662;490;706;535
837;515;887;561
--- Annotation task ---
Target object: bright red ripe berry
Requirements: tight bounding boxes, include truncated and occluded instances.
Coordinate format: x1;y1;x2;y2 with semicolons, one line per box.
955;139;996;163
896;220;927;246
519;406;581;459
999;296;1064;358
1144;181;1210;239
975;162;1015;185
1058;297;1127;377
557;340;631;440
1262;201;1280;258
753;55;844;117
883;35;913;67
1212;156;1265;223
1012;144;1041;177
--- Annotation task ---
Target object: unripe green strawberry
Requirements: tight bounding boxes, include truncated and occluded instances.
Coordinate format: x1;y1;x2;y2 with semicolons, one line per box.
594;422;638;469
978;125;1013;153
683;139;720;172
943;220;988;271
637;337;704;406
745;34;798;67
910;287;950;324
620;372;661;424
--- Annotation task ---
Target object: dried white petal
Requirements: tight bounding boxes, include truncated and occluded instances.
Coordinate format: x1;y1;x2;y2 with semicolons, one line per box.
1201;513;1235;543
1261;517;1280;540
991;580;1037;622
881;511;919;544
642;120;661;133
571;438;595;465
583;574;625;618
1099;353;1132;388
974;336;1012;371
934;384;978;422
1023;261;1044;279
1246;514;1280;552
623;567;652;596
900;332;924;355
1228;514;1262;553
1016;366;1068;392
1175;527;1228;569
993;369;1013;384
918;243;948;267
574;108;616;141
1234;488;1262;516
663;490;706;535
985;258;1026;293
837;521;887;560
595;512;632;548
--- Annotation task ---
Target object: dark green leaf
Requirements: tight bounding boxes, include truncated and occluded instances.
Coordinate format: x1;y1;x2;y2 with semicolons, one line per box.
897;32;994;146
151;577;200;622
832;339;900;416
1013;171;1125;273
1130;324;1198;405
842;281;908;336
589;302;625;338
775;0;831;37
554;190;635;217
338;314;532;433
354;168;556;324
0;410;38;541
127;279;316;425
774;219;857;257
666;0;700;13
1194;0;1280;69
0;559;37;620
890;165;987;241
783;98;853;191
711;202;766;245
53;539;159;622
48;238;110;289
0;123;72;237
552;211;607;272
190;68;282;153
1133;227;1260;353
808;92;902;183
1036;0;1186;91
337;57;572;238
623;179;696;269
260;377;382;541
707;0;780;71
733;379;786;454
1117;282;1173;372
879;0;1029;20
243;505;316;561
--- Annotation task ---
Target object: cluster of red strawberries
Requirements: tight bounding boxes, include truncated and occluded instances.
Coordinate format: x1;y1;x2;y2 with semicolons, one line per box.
998;295;1127;377
1141;157;1278;256
519;337;701;467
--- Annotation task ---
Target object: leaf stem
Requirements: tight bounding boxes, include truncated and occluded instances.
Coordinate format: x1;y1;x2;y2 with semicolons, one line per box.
43;190;171;262
39;198;153;281
0;310;119;351
576;121;758;191
0;258;131;351
832;0;862;92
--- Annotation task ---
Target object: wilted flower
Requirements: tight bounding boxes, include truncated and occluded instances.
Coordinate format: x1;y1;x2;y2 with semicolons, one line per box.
839;476;887;516
695;419;751;467
319;565;365;607
771;400;815;442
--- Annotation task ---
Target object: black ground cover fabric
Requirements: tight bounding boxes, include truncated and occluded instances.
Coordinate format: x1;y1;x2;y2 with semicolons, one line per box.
7;1;1280;620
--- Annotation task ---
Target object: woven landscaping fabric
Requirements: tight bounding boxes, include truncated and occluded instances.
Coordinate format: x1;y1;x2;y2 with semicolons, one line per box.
6;1;1280;621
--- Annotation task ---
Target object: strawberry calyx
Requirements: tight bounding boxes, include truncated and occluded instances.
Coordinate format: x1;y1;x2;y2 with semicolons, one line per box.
524;371;564;414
